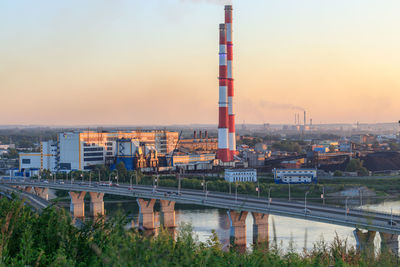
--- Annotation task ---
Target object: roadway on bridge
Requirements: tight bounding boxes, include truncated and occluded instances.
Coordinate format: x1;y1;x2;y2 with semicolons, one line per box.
2;178;400;234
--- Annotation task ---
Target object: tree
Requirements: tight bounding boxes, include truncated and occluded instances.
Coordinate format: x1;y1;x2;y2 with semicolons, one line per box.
116;162;128;182
345;159;369;176
345;159;363;172
333;170;343;177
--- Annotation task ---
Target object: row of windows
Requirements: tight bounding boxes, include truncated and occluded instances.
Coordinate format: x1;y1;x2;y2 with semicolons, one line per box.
84;147;103;152
106;152;113;155
22;159;31;164
278;170;314;174
84;152;104;157
83;157;104;162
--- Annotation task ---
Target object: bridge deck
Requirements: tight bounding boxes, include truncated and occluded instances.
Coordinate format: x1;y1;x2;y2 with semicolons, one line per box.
2;179;400;235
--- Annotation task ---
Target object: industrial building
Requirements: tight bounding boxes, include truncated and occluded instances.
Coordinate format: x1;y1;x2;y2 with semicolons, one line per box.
177;131;218;154
224;169;257;183
273;168;317;184
19;130;179;173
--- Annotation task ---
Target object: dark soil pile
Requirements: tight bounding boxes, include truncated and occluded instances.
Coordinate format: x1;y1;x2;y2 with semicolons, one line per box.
362;152;400;171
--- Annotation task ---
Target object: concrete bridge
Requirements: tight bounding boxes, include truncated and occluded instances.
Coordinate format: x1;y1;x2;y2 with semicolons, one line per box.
2;178;400;254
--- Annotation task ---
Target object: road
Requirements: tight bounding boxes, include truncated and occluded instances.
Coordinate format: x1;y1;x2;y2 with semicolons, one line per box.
2;178;400;234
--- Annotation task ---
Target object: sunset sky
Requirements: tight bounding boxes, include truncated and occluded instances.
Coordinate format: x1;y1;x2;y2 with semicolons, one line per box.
1;0;399;126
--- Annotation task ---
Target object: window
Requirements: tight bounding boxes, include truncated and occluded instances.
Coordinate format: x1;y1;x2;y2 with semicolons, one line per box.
84;152;103;157
84;147;103;152
22;159;31;164
84;157;104;162
59;163;71;170
106;152;113;155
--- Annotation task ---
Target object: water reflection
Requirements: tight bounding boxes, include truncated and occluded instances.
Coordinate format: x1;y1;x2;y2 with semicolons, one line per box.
62;198;400;252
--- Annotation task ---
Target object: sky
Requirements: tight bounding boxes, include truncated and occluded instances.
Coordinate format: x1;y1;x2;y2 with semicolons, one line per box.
1;0;399;126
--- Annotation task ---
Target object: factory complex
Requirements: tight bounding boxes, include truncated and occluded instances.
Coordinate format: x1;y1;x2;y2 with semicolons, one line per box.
18;130;184;174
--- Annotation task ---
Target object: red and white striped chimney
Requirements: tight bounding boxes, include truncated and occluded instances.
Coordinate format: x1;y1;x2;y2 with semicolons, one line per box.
217;23;230;162
225;5;235;160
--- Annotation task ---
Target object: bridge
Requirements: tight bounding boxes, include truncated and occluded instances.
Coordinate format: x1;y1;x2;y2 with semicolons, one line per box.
2;178;399;254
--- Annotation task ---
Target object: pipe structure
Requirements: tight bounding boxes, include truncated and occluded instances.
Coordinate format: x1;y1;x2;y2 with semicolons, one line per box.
225;5;235;160
217;23;230;162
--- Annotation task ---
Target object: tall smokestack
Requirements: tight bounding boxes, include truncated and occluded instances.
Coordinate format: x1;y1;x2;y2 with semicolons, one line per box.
217;23;230;162
304;111;306;126
194;130;197;140
225;5;235;161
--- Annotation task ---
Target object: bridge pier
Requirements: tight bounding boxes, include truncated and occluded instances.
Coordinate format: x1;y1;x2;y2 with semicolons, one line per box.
379;232;399;256
228;210;248;249
69;191;86;218
252;212;269;245
137;198;156;230
24;186;32;193
33;187;48;200
89;192;104;217
353;229;376;254
160;200;176;228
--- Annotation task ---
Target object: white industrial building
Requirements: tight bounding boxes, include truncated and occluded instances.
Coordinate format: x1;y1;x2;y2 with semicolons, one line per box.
273;168;317;184
224;169;257;183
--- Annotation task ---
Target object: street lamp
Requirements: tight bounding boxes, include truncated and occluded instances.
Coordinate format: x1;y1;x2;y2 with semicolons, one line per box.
130;173;134;189
202;181;210;200
235;181;238;203
97;170;101;183
268;187;272;209
89;172;92;187
345;197;350;220
304;191;309;214
256;180;260;198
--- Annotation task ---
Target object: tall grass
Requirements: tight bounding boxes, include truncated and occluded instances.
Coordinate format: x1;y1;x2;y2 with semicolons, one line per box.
0;197;398;266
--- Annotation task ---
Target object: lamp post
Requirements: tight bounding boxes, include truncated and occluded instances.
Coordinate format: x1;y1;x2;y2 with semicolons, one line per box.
235;181;238;203
268;187;272;209
130;173;134;189
345;197;350;220
390;208;394;228
256;180;260;198
202;181;210;200
97;170;101;183
322;186;325;205
304;191;309;214
178;174;182;194
89;172;92;187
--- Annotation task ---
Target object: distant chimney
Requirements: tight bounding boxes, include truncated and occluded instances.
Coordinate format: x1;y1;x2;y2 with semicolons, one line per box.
194;131;197;139
310;118;313;126
199;131;202;140
304;111;306;126
205;130;208;139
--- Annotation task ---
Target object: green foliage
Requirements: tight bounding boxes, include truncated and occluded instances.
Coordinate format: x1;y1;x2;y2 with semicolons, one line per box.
346;159;369;176
334;170;343;177
115;162;128;182
0;197;397;266
271;141;302;153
